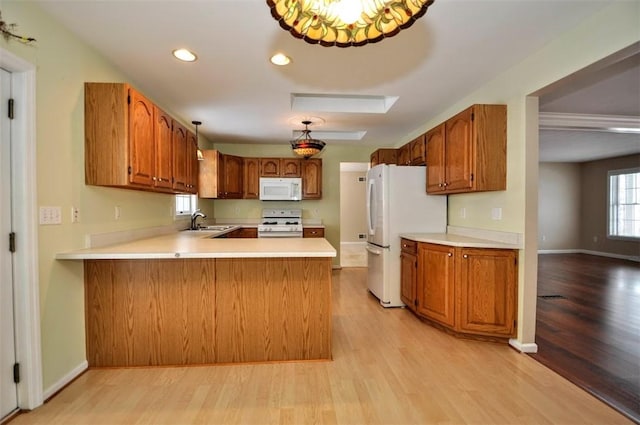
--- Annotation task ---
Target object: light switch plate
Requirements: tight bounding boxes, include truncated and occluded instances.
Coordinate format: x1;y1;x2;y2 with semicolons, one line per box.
39;206;62;225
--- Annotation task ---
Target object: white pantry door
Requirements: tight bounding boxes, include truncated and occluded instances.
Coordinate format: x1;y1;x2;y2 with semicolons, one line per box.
0;67;18;420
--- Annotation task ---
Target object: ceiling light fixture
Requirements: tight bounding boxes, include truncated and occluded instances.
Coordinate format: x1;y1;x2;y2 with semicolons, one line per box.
291;120;326;159
192;120;205;161
173;48;197;62
270;52;291;66
266;0;435;47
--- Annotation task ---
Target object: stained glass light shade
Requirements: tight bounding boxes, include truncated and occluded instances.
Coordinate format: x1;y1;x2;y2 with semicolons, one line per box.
291;121;326;159
267;0;435;47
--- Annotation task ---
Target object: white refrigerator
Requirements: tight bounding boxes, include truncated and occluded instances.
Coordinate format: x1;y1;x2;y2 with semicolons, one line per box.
366;164;447;307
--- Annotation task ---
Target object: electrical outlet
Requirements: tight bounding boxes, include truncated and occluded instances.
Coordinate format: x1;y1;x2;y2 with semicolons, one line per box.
459;207;466;219
71;206;79;223
358;233;366;239
115;206;121;220
542;235;546;241
39;206;62;225
491;207;502;220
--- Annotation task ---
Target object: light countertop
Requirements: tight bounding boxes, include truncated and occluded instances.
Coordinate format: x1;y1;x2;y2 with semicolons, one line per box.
400;233;521;249
56;231;337;260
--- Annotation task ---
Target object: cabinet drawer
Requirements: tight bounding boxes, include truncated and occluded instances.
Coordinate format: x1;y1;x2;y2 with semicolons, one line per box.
303;227;324;238
400;238;417;254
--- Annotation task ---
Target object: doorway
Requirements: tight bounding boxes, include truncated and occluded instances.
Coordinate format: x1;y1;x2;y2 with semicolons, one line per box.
0;46;43;413
0;67;18;420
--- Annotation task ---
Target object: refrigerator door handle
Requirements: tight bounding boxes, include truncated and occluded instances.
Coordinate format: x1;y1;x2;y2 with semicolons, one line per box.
366;178;376;236
366;245;383;255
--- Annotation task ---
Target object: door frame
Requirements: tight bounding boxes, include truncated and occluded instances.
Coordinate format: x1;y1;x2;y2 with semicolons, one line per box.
1;47;43;410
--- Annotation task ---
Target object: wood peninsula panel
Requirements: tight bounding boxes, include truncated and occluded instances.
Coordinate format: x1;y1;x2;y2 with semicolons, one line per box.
85;259;216;367
215;257;332;363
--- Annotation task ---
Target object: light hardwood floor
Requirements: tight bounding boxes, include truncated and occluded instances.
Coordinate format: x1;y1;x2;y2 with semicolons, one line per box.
12;268;632;424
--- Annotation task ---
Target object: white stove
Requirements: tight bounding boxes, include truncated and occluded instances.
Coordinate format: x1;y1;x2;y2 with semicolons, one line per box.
258;209;303;238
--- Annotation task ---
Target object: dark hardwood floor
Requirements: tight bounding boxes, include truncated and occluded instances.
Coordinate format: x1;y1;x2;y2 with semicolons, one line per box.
530;253;640;423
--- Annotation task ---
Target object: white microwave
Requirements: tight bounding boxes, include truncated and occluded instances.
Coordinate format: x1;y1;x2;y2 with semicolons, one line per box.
259;177;302;201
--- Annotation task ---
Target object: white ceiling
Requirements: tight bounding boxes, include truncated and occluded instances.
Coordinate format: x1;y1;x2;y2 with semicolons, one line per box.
32;0;639;162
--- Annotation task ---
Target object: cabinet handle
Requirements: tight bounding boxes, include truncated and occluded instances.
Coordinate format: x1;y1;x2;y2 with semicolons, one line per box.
152;177;157;181
443;182;448;187
463;254;468;258
448;253;452;257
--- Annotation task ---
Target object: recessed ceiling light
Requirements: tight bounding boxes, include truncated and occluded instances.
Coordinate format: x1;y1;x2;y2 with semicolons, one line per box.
172;48;197;62
270;53;291;66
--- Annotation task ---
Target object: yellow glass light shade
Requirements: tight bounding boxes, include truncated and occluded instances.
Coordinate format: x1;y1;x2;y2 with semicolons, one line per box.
266;0;435;47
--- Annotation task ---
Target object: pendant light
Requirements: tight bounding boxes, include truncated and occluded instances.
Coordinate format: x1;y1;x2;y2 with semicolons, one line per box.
291;120;326;159
192;120;204;161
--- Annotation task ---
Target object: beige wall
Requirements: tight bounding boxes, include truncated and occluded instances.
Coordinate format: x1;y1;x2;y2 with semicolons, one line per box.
205;143;371;267
2;0;639;393
339;170;368;243
538;163;581;250
581;154;640;256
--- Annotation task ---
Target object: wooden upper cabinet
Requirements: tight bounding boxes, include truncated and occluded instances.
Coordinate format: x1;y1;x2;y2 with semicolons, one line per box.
457;248;517;337
84;82;196;194
370;148;398;167
410;134;426;165
153;107;173;190
171;121;188;193
243;157;260;199
260;158;301;177
397;143;411;166
425;123;446;193
426;104;506;195
221;154;244;198
302;159;322;199
281;158;301;177
127;88;155;186
199;150;243;199
185;130;199;194
260;158;280;177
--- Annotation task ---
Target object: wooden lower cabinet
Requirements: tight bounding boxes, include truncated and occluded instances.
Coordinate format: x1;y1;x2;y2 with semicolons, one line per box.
457;248;517;336
84;257;332;367
400;238;417;308
226;227;257;238
406;242;517;340
416;243;456;327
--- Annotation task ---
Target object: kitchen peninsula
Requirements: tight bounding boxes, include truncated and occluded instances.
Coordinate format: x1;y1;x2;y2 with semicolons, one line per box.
57;231;336;367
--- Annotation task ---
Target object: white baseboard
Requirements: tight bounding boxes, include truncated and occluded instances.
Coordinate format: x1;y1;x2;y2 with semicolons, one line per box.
509;339;538;353
42;360;88;401
538;249;639;262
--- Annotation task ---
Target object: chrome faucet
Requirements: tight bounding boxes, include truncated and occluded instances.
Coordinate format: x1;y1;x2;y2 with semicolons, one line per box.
190;210;206;230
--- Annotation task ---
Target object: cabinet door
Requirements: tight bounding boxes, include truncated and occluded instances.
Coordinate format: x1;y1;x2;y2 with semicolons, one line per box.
444;107;474;192
400;252;417;309
457;248;517;336
243;158;259;199
154;107;173;190
370;150;380;167
172;121;188;192
260;158;280;177
221;154;244;198
417;243;455;327
186;130;199;194
302;159;322;199
128;89;155;186
425;123;445;193
410;135;425;165
397;143;410;166
281;159;301;177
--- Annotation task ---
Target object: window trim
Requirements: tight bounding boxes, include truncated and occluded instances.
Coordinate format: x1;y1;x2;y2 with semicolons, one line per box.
607;167;640;241
175;194;198;219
